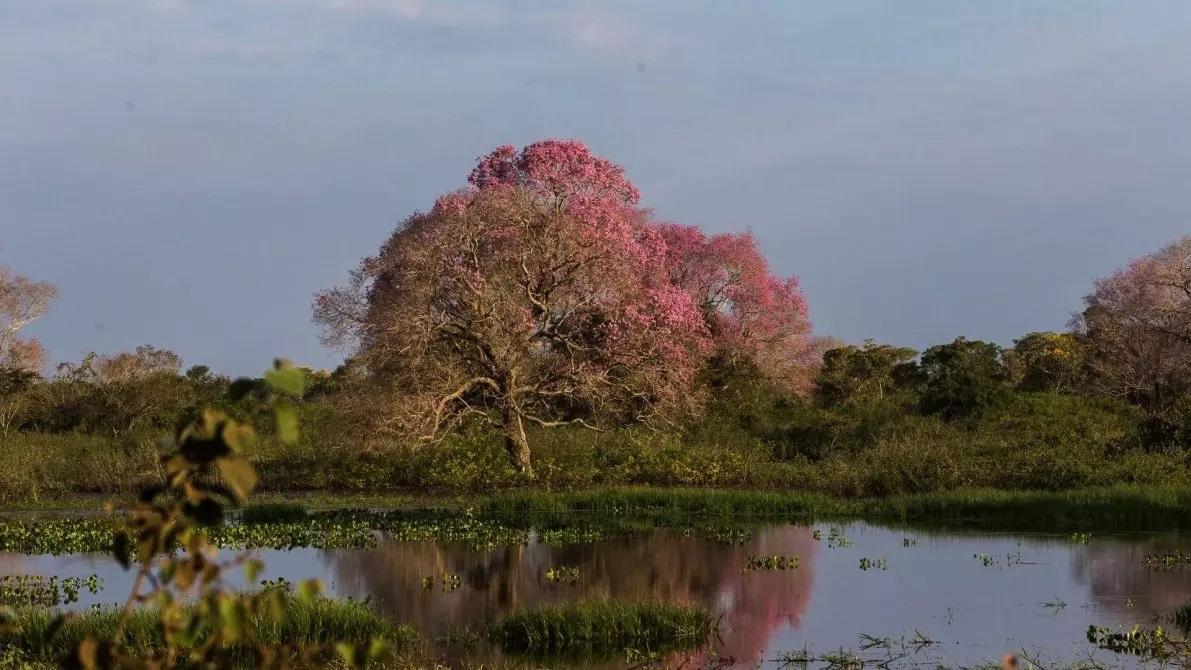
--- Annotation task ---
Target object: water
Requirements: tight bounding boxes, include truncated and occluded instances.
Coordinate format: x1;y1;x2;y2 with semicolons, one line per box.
5;521;1191;668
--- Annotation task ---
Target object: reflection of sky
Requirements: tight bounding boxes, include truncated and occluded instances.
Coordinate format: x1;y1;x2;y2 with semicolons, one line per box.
5;523;1191;667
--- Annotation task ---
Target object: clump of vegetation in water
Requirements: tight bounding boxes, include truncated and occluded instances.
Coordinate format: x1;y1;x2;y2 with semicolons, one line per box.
1069;532;1091;544
0;574;102;607
694;525;753;545
544;566;580;584
488;601;713;654
1086;625;1178;659
537;526;608;546
825;526;852;548
212;518;376;551
377;509;529;550
1145;549;1191;570
421;573;461;593
0;518;121;555
857;557;887;571
744;555;799;572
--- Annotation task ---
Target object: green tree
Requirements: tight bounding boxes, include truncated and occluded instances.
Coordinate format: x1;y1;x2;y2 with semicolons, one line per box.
813;340;918;407
1004;331;1087;393
919;337;1010;419
0;366;37;435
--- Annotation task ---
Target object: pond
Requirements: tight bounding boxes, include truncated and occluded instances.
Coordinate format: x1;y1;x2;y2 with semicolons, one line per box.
4;520;1190;668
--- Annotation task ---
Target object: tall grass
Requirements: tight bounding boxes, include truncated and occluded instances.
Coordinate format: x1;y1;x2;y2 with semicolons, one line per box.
489;601;712;653
0;596;415;665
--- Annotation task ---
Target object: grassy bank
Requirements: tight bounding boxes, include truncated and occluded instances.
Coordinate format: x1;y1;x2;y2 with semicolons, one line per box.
0;388;1187;504
475;485;1191;531
5;485;1191;556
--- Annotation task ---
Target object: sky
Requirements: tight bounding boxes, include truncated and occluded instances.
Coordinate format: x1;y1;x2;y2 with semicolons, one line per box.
3;1;1191;375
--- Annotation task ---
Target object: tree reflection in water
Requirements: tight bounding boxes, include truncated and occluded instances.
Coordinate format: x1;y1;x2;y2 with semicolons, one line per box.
328;525;817;665
1073;536;1191;619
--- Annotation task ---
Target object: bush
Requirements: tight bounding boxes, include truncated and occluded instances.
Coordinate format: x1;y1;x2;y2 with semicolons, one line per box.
0;432;161;502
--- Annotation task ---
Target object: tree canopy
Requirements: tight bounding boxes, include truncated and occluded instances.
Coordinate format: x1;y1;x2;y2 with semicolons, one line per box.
1074;236;1191;413
315;140;814;472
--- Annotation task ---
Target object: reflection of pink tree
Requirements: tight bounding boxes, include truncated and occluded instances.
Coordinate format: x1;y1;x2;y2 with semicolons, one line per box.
1073;540;1191;617
328;525;816;664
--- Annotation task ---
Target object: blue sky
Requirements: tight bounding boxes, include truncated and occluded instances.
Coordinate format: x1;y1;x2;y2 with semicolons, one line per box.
3;1;1190;375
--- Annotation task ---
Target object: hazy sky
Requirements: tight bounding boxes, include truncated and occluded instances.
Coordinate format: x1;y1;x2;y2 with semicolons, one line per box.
3;1;1190;375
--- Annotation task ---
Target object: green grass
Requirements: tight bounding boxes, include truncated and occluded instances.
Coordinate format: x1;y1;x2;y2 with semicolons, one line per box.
240;502;308;524
488;601;713;654
475;485;1191;531
0;596;416;665
9;485;1191;553
3;389;1188;505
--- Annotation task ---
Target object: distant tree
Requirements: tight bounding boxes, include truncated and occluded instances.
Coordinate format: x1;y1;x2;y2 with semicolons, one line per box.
658;224;817;394
93;344;182;383
184;364;231;411
813;339;919;407
36;346;192;436
0;366;38;436
1004;331;1087;393
1073;237;1191;414
315;141;714;473
0;266;56;373
918;337;1010;419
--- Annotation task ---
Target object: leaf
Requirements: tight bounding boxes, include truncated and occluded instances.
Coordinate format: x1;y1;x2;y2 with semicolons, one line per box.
296;579;322;604
76;637;98;670
112;532;130;569
182;498;225;526
244;558;264;584
265;363;306;397
227;377;259;402
218;596;246;642
334;642;360;668
217;457;257;504
178;433;230;464
368;638;389;660
273;402;300;446
221;421;257;453
46;613;70;642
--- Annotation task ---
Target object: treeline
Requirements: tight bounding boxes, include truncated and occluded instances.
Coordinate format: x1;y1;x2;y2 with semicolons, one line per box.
0;345;342;440
0;140;1186;500
0;326;1183;500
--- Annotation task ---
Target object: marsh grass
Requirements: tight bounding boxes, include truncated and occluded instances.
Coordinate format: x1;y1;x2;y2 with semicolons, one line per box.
1;596;415;664
477;485;1191;532
489;601;713;654
240;502;308;524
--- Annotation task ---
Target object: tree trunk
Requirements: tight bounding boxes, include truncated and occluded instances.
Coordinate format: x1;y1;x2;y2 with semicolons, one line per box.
501;406;533;476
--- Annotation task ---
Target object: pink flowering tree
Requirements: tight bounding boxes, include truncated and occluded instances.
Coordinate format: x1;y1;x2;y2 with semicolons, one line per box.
1073;236;1191;412
315;141;712;473
0;266;57;374
658;224;816;394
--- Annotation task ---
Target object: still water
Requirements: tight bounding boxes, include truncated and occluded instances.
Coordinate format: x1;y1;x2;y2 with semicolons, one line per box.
5;521;1190;667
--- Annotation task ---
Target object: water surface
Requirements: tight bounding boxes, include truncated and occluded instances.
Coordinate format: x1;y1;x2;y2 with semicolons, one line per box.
6;521;1190;667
